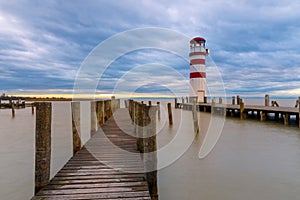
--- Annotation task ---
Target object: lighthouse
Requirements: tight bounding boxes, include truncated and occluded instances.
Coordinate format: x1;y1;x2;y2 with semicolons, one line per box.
189;37;208;102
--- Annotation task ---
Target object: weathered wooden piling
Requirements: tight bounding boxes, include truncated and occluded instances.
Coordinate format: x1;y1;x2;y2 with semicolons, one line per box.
96;101;104;126
219;97;223;104
274;112;279;121
232;96;235;105
192;100;199;134
111;98;120;113
284;113;290;126
182;97;185;104
71;102;81;155
167;103;173;125
295;100;299;108
11;103;15;118
32;104;35;115
149;101;152;106
204;96;207;103
237;95;240;105
90;101;97;134
260;111;267;121
175;98;178;108
240;99;245;120
265;94;270;106
157;102;160;121
142;104;158;200
134;101;138;131
136;102;144;152
35;102;52;194
104;100;112;121
128;100;133;120
211;98;216;115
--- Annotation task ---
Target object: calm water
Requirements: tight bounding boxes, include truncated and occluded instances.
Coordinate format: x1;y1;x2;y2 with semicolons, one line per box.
0;99;299;200
156;100;300;200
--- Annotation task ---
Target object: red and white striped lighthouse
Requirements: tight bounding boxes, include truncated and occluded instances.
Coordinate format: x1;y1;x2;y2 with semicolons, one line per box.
189;37;209;102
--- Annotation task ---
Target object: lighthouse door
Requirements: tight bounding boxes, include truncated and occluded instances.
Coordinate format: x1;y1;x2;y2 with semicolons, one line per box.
197;90;205;103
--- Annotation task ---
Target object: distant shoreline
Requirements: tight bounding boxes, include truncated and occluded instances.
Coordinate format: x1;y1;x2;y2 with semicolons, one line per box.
25;97;72;102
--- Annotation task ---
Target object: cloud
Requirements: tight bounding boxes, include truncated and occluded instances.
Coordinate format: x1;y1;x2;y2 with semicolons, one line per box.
0;0;299;97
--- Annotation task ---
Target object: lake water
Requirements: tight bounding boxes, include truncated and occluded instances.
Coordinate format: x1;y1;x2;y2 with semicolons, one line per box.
0;99;299;200
156;100;300;200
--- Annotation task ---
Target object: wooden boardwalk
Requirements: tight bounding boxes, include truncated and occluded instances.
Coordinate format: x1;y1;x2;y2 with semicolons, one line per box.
32;108;151;200
178;102;300;127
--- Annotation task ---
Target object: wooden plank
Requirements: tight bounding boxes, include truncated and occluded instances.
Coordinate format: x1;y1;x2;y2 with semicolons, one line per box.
33;108;151;199
33;191;151;199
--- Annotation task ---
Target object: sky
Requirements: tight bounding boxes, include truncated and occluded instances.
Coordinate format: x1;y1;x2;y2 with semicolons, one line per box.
0;0;300;98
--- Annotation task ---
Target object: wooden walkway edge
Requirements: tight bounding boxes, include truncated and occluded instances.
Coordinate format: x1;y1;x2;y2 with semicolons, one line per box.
32;108;151;200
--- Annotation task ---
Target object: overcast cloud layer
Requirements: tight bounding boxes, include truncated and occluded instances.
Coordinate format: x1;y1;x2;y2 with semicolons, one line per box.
0;0;299;97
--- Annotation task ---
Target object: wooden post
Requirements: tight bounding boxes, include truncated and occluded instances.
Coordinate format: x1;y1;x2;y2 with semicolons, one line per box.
274;112;279;121
219;97;222;104
294;100;299;108
204;96;207;103
237;95;240;105
211;98;216;115
148;101;152;106
167;103;173;126
232;96;235;105
104;100;112;121
90;101;97;134
265;94;270;106
260;111;266;121
128;100;133;120
35;102;52;194
157;102;160;121
0;99;1;108
142;104;158;200
96;101;104;126
11;102;15;118
186;97;188;103
192;100;199;134
71;102;81;155
175;98;178;109
32;104;35;115
240;99;245;120
134;101;138;129
182;97;184;104
230;109;235;117
136;102;143;152
284;113;290;126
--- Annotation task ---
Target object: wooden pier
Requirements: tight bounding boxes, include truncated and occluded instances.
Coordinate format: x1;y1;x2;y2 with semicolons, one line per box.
32;108;152;200
177;102;300;127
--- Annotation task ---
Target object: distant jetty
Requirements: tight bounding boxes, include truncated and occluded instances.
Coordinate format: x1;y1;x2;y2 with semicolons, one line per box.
177;95;300;128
